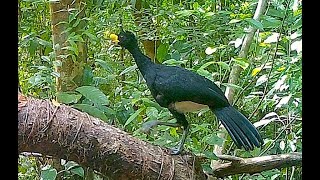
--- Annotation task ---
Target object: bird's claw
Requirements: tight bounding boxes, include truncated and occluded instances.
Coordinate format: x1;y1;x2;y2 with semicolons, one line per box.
168;148;181;155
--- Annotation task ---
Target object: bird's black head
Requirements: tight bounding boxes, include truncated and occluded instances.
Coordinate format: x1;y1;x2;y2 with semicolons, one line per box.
110;31;138;50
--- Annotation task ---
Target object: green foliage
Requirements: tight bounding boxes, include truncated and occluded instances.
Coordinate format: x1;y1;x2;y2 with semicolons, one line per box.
19;0;302;179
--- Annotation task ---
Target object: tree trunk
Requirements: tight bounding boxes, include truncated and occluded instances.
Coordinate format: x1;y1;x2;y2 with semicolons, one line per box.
18;96;207;180
49;0;87;92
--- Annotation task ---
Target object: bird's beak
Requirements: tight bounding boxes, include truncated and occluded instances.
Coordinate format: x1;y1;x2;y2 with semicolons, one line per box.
110;34;119;44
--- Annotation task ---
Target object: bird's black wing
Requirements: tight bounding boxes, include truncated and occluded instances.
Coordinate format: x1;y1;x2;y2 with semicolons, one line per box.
150;65;229;108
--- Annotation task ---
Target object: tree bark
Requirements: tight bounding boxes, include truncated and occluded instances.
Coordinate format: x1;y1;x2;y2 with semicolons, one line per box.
49;0;86;92
18;96;207;180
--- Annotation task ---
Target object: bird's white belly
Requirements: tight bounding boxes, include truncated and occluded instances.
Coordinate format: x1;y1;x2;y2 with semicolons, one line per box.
173;101;209;113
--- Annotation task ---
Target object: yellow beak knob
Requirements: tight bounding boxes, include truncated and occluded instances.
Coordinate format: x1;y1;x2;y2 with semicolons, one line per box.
110;34;119;43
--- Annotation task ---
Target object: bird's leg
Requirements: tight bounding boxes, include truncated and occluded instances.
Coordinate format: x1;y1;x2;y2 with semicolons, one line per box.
140;120;181;133
168;109;189;155
169;124;189;155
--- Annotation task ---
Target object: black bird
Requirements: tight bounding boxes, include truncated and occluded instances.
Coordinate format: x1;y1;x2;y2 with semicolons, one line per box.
110;31;263;155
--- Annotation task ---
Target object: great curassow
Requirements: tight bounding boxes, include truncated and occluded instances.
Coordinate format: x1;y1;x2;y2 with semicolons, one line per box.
110;31;263;155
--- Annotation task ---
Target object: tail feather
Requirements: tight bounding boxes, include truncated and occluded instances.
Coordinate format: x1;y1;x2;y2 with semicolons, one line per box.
212;106;263;150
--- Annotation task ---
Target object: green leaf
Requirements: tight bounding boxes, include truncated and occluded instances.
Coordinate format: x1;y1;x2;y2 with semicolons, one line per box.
70;167;84;177
83;31;97;41
64;161;79;170
217;62;230;71
292;17;302;30
119;64;137;76
229;19;241;24
261;16;282;29
124;107;145;127
204;134;224;146
176;10;194;17
95;59;113;72
41;165;57;180
171;51;181;61
73;104;108;121
76;86;109;105
245;19;264;30
203;151;218;160
201;164;212;173
61;46;78;56
64;161;84;177
82;65;94;86
156;43;169;62
266;8;285;18
56;92;82;104
232;58;249;70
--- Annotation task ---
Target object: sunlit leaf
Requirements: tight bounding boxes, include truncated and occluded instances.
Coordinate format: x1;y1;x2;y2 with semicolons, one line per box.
275;95;292;109
205;47;217;55
264;33;280;43
280;140;285;150
256;75;268;86
119;64;137;76
251;67;262;76
229;19;241;24
291;40;302;53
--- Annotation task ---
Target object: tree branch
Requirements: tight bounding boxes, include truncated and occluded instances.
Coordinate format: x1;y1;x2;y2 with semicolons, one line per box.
18;95;301;178
211;153;302;177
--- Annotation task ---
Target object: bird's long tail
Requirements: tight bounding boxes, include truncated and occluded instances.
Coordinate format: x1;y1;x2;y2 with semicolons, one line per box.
212;106;263;150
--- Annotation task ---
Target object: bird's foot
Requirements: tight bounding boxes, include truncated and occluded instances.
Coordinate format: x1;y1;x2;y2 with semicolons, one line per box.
168;148;182;155
140;120;160;134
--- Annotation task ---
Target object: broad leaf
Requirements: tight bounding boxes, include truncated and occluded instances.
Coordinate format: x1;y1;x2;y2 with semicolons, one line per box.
203;151;218;160
76;86;109;105
41;165;57;180
73;104;108;121
203;134;224;146
119;64;137;76
157;43;169;62
95;59;113;72
56;92;82;104
246;19;264;30
124;107;145;127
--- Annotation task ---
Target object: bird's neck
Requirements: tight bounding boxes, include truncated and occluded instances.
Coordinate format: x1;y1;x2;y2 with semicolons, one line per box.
127;47;155;76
